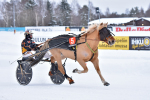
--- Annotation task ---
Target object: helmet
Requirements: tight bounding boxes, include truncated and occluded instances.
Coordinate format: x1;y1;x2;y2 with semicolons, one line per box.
24;30;33;39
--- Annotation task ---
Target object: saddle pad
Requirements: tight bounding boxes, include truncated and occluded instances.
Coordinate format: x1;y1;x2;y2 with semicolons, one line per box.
49;34;76;51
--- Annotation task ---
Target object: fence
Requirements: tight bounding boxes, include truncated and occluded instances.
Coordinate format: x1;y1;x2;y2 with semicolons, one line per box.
1;26;150;50
98;36;150;50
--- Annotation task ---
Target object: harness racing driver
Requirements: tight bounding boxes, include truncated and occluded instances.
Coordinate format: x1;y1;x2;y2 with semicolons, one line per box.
21;30;52;60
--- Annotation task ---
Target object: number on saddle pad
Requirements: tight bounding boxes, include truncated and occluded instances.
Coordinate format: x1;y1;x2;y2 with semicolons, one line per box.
69;37;76;45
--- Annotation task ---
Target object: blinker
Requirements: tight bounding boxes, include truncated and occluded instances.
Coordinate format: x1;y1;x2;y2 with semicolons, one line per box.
99;27;112;41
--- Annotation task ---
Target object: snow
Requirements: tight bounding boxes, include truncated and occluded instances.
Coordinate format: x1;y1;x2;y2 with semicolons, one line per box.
0;31;150;100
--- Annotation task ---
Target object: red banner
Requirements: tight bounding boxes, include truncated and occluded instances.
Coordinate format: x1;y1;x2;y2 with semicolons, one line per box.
115;27;150;32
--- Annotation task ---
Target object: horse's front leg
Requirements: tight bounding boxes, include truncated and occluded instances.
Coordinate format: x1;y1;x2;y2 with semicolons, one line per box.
73;59;88;74
91;58;110;86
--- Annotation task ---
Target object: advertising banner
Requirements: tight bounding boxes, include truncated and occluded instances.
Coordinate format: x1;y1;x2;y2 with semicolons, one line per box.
98;36;129;50
129;37;150;50
33;37;51;43
65;27;88;31
113;26;150;32
0;27;25;31
25;26;65;32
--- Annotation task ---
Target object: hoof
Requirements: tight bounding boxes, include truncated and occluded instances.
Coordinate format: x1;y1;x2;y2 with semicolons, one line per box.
104;82;110;86
72;68;78;73
69;80;75;84
68;78;75;84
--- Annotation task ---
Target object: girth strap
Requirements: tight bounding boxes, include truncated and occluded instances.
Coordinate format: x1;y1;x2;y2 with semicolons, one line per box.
89;53;95;61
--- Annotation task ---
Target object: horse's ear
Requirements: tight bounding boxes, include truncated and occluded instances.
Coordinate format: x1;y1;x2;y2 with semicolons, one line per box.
100;23;103;25
104;23;108;27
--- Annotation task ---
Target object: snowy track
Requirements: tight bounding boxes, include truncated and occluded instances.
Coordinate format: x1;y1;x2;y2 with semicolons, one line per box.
0;32;150;100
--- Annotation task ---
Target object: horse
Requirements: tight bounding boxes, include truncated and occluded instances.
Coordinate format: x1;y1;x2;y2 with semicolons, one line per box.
40;22;115;86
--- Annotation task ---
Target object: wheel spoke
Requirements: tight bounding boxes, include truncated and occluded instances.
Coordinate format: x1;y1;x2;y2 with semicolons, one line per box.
57;74;65;80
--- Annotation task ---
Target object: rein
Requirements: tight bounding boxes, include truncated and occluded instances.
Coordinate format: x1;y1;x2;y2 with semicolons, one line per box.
80;38;99;41
36;40;50;48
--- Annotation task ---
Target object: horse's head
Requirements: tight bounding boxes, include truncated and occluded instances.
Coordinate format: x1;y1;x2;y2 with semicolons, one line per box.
98;23;115;46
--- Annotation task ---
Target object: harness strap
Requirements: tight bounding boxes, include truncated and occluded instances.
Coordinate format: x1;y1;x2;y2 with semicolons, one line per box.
74;45;77;62
73;34;87;62
77;34;87;45
86;42;98;53
86;42;98;61
74;41;78;62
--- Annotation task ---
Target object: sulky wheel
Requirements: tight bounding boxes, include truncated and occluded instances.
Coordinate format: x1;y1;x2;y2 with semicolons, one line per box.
16;61;32;86
50;63;65;85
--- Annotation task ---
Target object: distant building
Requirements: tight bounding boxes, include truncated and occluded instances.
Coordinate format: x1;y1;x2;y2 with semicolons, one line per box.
88;17;150;26
124;17;150;26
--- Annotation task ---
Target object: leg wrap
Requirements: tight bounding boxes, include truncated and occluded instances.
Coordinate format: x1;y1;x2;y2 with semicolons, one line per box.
64;73;69;79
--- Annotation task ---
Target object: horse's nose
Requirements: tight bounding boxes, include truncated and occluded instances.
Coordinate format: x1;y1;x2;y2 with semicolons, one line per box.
108;41;111;44
112;40;114;44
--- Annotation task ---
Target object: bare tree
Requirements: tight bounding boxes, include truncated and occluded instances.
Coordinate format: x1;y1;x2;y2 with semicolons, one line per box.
125;8;130;15
105;7;110;17
70;0;80;26
36;0;47;26
78;5;88;26
89;1;97;21
0;0;10;27
14;0;24;27
25;0;37;26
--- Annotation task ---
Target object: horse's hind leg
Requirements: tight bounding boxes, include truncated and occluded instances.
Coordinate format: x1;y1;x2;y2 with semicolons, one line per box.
91;58;110;86
50;49;74;84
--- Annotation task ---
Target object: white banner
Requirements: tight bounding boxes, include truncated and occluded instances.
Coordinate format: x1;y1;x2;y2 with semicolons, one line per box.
33;37;51;43
113;26;150;32
25;26;65;32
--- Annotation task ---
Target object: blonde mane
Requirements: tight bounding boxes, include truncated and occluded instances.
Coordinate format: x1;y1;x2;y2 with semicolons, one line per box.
83;23;106;34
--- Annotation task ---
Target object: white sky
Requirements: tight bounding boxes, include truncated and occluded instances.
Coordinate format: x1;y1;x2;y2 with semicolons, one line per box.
52;0;150;14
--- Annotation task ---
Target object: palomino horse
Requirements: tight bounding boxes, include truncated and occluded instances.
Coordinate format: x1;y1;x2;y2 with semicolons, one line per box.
40;23;115;86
